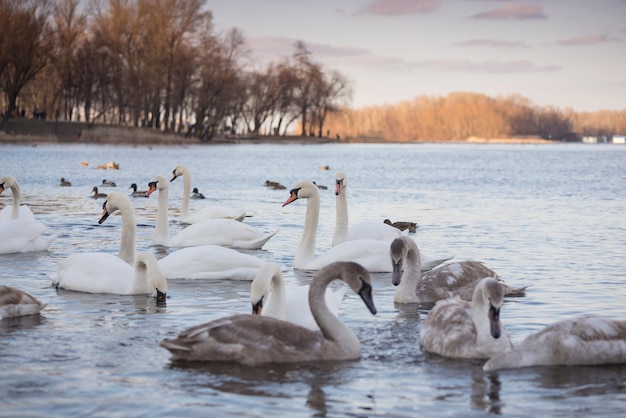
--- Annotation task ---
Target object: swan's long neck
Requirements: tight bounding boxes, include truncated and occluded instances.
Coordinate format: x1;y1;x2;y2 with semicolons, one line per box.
9;183;21;220
471;285;492;343
118;199;137;265
395;244;422;303
181;169;191;218
309;267;358;350
333;187;349;247
295;193;320;269
132;254;164;295
154;186;171;246
266;267;286;319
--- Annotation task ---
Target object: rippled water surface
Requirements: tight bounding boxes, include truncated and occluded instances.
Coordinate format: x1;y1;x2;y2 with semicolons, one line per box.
1;142;625;417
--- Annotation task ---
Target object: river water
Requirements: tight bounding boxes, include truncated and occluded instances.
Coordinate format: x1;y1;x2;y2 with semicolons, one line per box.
1;141;625;417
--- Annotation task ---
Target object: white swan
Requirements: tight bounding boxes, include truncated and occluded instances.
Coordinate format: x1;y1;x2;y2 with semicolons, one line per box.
160;261;377;365
419;277;514;359
282;181;450;272
390;236;527;303
332;172;403;246
0;175;56;254
170;165;245;223
250;262;347;331
483;316;626;371
54;251;167;304
146;175;277;250
0;285;47;319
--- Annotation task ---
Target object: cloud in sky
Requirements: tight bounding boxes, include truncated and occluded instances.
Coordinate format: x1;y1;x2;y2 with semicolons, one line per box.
353;0;442;16
557;33;623;46
407;59;560;73
471;3;547;20
452;39;530;49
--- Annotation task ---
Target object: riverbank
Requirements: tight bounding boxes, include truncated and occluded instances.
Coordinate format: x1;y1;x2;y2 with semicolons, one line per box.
0;119;554;145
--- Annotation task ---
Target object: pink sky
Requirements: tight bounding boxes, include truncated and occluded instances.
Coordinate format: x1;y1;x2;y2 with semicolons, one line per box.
207;0;626;112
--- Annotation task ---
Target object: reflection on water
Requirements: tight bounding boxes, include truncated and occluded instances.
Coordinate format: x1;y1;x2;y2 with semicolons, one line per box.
1;143;625;416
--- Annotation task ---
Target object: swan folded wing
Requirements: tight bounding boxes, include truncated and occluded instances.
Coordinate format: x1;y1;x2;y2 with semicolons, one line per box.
160;314;329;365
54;253;134;294
0;205;36;222
184;206;246;224
420;298;478;358
419;261;497;301
0;285;46;318
0;217;54;253
484;316;626;371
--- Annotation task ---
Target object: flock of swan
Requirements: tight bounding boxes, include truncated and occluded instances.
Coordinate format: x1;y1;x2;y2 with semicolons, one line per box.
1;168;625;371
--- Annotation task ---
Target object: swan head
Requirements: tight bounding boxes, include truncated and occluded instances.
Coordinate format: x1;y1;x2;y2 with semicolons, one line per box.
98;191;128;224
135;252;168;306
250;263;282;315
320;261;377;315
170;165;188;182
282;181;319;207
473;277;505;339
334;172;347;196
389;236;420;286
146;175;169;197
0;175;18;194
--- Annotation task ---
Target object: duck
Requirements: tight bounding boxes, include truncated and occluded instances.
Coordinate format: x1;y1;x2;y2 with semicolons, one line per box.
384;219;417;233
170;165;245;223
101;179;116;187
0;176;57;254
332;172;403;246
483;316;626;371
128;183;147;197
390;236;527;304
191;187;205;199
91;186;107;199
265;180;286;190
419;277;514;359
146;175;277;250
282;181;450;272
250;262;347;331
60;177;72;187
160;261;377;365
0;285;47;319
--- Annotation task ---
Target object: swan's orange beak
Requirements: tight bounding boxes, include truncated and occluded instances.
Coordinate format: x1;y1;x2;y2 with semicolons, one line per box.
335;178;343;196
252;299;263;315
170;169;178;182
282;189;299;207
145;182;157;197
98;204;111;224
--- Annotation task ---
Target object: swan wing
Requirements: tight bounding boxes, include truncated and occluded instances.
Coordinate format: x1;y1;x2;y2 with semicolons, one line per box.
306;239;392;272
346;221;403;242
0;217;55;254
484;316;626;371
54;253;134;294
159;245;266;280
420;297;479;358
169;219;276;249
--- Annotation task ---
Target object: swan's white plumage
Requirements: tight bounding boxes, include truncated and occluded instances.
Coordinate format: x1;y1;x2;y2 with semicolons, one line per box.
250;262;347;330
390;236;527;303
159;245;267;280
160;261;377;365
483;316;626;371
54;251;167;297
332;172;403;246
0;285;46;319
420;277;514;359
0;176;56;254
283;181;450;272
146;175;277;250
170;165;245;223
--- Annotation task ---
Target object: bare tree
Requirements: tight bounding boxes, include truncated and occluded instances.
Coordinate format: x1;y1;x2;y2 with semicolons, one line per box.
0;0;53;129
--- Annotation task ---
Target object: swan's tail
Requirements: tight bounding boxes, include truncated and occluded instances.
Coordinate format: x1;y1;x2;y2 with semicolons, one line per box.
235;230;279;250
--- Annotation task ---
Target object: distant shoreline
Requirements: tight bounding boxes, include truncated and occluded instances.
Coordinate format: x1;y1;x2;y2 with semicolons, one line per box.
0;119;555;145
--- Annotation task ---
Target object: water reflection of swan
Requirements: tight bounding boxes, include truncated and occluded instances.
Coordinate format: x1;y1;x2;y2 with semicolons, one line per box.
0;175;57;254
483;316;626;371
160;261;377;365
390;236;527;303
146;175;277;250
250;262;346;331
282;181;451;272
170;165;245;223
420;277;514;359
